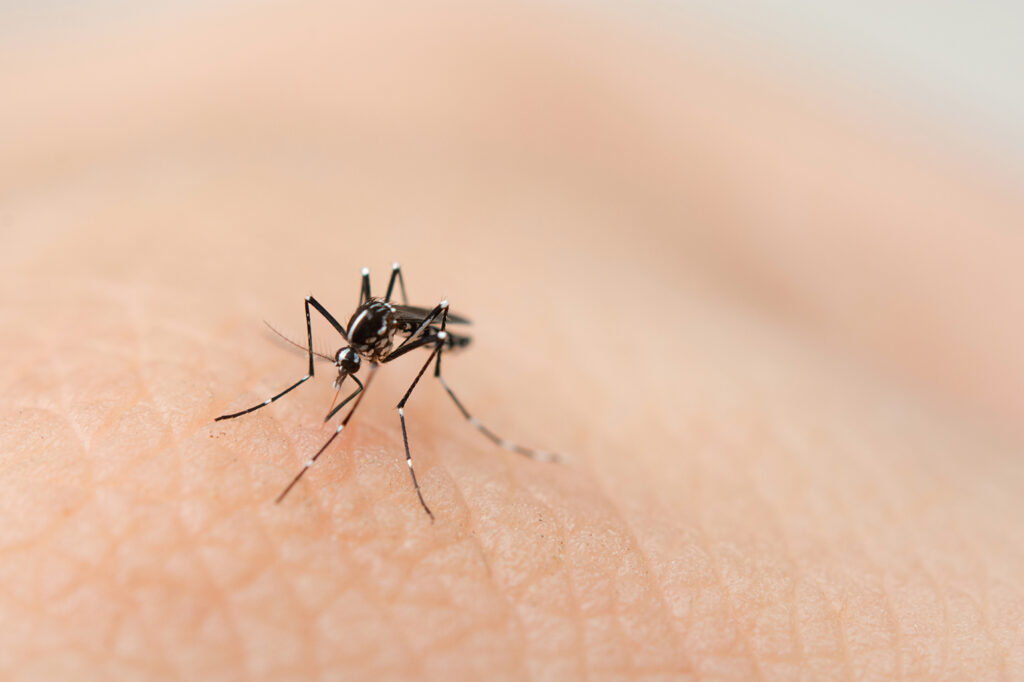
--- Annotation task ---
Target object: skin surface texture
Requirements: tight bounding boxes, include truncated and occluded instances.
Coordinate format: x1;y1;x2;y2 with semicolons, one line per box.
1;2;1023;680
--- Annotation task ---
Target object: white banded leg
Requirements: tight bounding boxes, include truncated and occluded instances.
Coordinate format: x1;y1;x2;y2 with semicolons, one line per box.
274;365;376;504
385;261;409;304
215;295;346;421
275;419;349;504
389;306;452;521
359;267;371;305
398;405;433;520
436;375;559;463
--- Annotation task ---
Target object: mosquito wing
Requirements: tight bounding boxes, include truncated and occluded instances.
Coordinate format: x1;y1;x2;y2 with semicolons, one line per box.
391;304;471;326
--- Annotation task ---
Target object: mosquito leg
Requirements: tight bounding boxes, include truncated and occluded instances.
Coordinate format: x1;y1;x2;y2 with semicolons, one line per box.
433;301;449;377
384;261;409;304
386;301;448;358
274;373;369;504
323;362;379;423
340;363;378;428
431;312;557;462
394;340;446;521
216;296;339;421
432;328;471;371
359;267;371;305
378;303;449;519
305;295;349;339
381;333;439;363
435;374;559;462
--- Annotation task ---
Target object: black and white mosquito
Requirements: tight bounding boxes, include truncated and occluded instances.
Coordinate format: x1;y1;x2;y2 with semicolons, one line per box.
215;263;558;520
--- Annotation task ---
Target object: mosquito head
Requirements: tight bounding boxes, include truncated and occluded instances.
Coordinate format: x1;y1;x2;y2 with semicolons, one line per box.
334;347;361;374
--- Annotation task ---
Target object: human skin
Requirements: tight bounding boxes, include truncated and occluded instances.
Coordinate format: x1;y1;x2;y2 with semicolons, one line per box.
2;2;1024;680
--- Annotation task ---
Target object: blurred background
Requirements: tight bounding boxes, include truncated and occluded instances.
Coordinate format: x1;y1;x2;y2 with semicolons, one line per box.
2;0;1022;441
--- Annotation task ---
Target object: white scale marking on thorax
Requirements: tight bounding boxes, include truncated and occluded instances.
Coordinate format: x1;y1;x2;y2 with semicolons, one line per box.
349;309;370;336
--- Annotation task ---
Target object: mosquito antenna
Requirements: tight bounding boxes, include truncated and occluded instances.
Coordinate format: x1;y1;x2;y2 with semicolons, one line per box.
264;320;334;362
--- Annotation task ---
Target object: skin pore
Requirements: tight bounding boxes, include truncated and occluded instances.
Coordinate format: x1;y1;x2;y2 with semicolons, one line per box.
2;2;1024;680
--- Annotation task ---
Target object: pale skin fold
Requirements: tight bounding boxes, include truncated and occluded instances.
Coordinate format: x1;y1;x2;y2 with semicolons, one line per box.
1;2;1024;680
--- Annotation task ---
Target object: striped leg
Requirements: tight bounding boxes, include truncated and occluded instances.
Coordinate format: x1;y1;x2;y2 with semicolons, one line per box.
359;267;371;305
435;374;559;463
385;261;409;304
386;303;453;520
274;364;377;504
215;295;347;421
385;300;448;359
429;304;556;462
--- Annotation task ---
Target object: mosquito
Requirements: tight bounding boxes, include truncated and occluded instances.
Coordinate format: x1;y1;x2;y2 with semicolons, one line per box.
214;263;558;520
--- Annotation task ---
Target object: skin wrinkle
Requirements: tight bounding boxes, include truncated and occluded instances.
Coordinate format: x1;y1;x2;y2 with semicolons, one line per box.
115;499;189;679
988;587;1015;677
28;423;157;676
807;444;900;680
244;535;309;677
767;487;808;675
673;425;761;679
712;393;856;675
857;424;992;679
455;473;540;674
911;552;952;674
745;479;804;672
239;509;311;679
441;459;533;678
397;499;504;662
583;469;696;676
483;457;591;678
0;414;85;556
190;538;253;680
178;376;292;678
892;522;978;671
265;464;362;678
953;521;1010;679
127;296;250;681
792;477;854;681
783;404;907;678
774;491;839;671
339;445;504;676
756;422;820;674
512;462;607;678
566;515;627;678
536;499;590;682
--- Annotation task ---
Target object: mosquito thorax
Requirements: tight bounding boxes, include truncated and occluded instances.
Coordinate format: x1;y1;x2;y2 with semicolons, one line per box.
346;298;398;359
335;347;361;373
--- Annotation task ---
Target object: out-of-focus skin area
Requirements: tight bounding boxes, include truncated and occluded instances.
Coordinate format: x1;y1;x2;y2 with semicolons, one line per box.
2;2;1024;680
